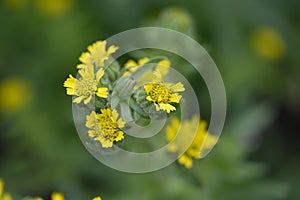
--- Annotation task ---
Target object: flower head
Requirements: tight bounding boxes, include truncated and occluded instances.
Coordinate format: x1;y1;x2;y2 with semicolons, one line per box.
92;197;102;200
0;77;32;114
250;27;286;61
51;192;64;200
78;40;118;69
86;108;125;148
63;65;108;104
144;70;184;113
165;115;218;168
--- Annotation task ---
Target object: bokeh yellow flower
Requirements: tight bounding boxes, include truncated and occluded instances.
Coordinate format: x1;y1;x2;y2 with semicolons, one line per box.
0;77;32;114
86;108;125;148
0;179;12;200
63;65;108;104
34;0;73;17
51;192;64;200
0;179;4;198
77;41;119;69
144;70;184;113
165;115;218;168
92;197;102;200
124;57;170;85
250;26;286;61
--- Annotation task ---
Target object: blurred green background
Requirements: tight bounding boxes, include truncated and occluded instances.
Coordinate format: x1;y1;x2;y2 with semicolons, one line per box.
0;0;300;199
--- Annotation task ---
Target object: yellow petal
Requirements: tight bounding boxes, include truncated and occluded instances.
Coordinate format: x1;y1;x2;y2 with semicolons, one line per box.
169;93;181;103
117;118;125;128
156;59;170;78
107;45;119;55
178;154;193;169
83;95;92;104
86;111;98;128
144;84;153;93
169;82;185;92
73;96;85;104
63;74;76;88
78;65;94;80
101;139;113;148
154;103;160;111
79;52;90;63
138;57;149;65
76;63;86;69
124;59;138;67
115;131;125;141
96;87;108;98
146;96;154;103
88;130;97;138
88;41;102;52
96;68;105;81
159;103;176;113
153;70;162;82
111;109;118;119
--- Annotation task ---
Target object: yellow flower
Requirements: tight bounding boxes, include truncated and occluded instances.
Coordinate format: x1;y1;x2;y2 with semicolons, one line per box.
165;115;218;168
0;179;12;200
63;65;108;104
124;58;170;83
51;192;64;200
144;70;184;113
123;57;150;75
0;77;32;114
250;26;286;61
77;41;118;69
86;108;125;148
34;0;73;17
92;197;102;200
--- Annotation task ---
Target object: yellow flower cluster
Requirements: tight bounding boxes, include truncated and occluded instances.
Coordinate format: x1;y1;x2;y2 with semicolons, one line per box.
144;70;185;113
64;40;186;149
165;115;218;168
64;40;125;148
86;108;125;148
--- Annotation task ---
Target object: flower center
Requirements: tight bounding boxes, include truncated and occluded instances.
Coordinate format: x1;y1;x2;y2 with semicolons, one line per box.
149;83;171;103
98;115;119;140
75;78;97;97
